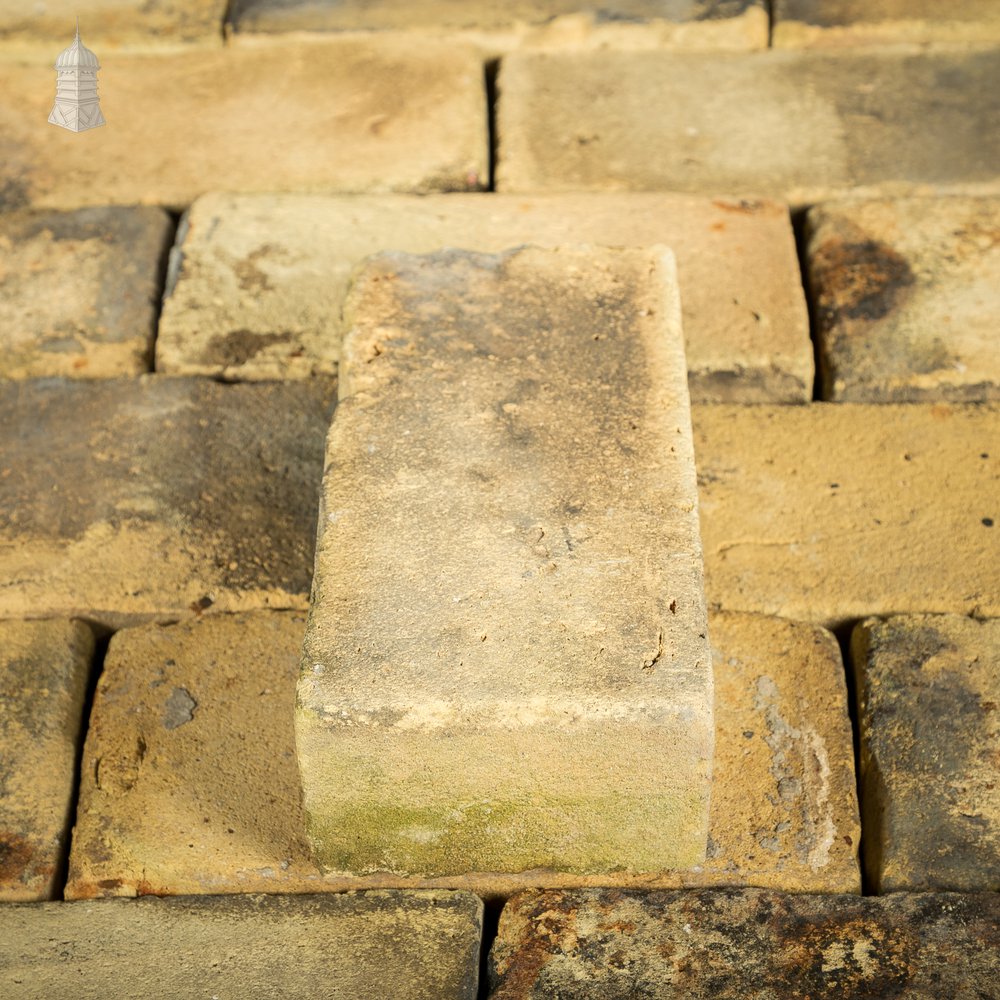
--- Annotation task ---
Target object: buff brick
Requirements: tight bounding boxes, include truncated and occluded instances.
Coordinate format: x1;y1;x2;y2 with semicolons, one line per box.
806;196;1000;402
0;620;94;902
0;206;172;379
496;49;1000;207
298;246;714;880
226;0;767;53
693;404;1000;627
853;614;1000;893
0;377;335;628
0;0;227;50
773;0;1000;48
157;191;811;401
488;888;1000;998
0;37;486;212
65;610;857;901
0;892;482;999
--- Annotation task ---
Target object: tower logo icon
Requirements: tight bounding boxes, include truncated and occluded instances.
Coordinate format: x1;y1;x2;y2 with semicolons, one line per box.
49;19;106;132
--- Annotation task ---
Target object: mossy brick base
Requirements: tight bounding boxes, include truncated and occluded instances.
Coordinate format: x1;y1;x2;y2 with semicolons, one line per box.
496;49;1000;206
0;620;94;901
298;246;713;881
0;206;172;380
0;377;336;628
67;609;855;901
853;613;1000;893
158;191;811;401
806;196;1000;402
0;892;482;1000
488;887;1000;998
693;403;1000;627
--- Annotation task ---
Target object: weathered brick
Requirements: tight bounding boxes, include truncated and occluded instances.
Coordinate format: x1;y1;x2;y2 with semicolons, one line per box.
66;611;857;900
0;377;335;628
298;247;714;879
0;37;486;211
773;0;1000;48
701;612;859;892
853;613;1000;893
65;611;318;899
694;404;1000;627
0;892;483;999
488;887;1000;998
227;0;767;53
0;206;172;380
0;620;94;902
496;49;1000;206
158;192;811;401
806;196;1000;402
0;0;227;49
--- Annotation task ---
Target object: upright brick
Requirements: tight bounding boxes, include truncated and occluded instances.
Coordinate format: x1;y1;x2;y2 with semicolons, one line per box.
489;888;1000;998
853;614;1000;893
496;49;1000;206
694;404;1000;627
0;377;335;628
0;0;227;49
227;0;768;53
0;892;483;999
0;620;94;902
159;192;811;401
298;247;714;881
0;37;486;211
773;0;1000;48
66;610;856;900
806;196;1000;402
0;206;172;380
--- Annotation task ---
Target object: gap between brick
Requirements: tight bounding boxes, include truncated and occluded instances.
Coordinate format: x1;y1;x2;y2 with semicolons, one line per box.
57;627;113;900
484;59;501;193
790;205;826;402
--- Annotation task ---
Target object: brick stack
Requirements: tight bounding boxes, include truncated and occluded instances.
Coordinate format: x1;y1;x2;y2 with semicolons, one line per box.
1;2;997;996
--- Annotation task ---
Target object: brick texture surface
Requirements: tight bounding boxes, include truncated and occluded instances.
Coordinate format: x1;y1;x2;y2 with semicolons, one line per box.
0;620;94;902
693;403;1000;627
0;37;486;211
773;0;1000;48
227;0;768;53
299;246;714;879
496;49;1000;206
157;192;811;401
0;206;172;379
488;887;1000;998
66;610;858;901
0;377;335;628
806;196;1000;402
853;614;1000;893
0;892;483;1000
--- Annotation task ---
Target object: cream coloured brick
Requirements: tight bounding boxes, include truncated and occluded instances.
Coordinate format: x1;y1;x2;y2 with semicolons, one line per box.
854;613;1000;893
158;192;811;402
806;196;1000;402
298;246;714;880
0;620;94;901
0;377;335;629
0;206;172;379
773;0;1000;49
496;49;1000;207
0;892;482;999
226;0;768;54
65;610;857;900
694;403;1000;626
0;37;486;212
